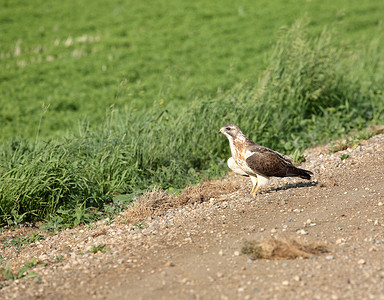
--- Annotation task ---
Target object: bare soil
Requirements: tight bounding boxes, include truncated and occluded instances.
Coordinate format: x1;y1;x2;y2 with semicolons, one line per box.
1;132;384;300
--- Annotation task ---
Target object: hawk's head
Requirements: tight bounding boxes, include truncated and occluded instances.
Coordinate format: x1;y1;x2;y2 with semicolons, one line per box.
218;124;244;141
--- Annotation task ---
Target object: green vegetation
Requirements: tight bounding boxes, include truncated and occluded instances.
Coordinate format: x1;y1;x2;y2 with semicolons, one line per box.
1;1;384;227
340;154;350;160
3;232;45;247
3;233;45;253
90;244;109;254
0;258;39;282
1;0;384;140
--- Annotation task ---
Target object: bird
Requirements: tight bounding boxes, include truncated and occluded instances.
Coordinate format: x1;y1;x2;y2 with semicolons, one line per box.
219;124;313;196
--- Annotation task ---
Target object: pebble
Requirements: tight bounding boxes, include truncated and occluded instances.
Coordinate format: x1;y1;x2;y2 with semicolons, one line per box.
326;255;334;260
164;261;174;267
282;280;289;286
358;259;366;265
297;229;308;235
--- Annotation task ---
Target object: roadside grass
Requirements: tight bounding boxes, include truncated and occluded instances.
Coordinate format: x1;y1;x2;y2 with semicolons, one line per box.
0;258;40;283
1;0;384;141
329;129;381;153
0;21;383;227
3;233;45;253
89;244;109;254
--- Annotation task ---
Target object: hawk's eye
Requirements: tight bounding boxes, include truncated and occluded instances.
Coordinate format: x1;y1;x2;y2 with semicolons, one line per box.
226;127;231;131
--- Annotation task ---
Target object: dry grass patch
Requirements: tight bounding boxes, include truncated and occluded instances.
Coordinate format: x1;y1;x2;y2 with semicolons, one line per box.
241;237;328;260
121;179;238;224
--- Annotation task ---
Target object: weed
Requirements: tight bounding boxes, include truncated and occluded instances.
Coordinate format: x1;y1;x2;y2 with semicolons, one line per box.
330;130;377;153
0;258;39;281
340;154;350;160
3;233;45;252
55;255;64;263
90;244;109;254
133;221;146;230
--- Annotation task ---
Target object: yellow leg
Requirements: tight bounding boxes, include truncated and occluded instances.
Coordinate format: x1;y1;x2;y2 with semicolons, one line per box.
250;176;259;197
250;185;261;197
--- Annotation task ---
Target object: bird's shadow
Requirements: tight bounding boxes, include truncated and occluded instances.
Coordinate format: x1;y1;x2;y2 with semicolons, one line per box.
267;181;318;193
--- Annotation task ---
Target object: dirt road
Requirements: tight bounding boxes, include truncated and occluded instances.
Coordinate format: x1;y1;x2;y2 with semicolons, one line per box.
1;133;384;299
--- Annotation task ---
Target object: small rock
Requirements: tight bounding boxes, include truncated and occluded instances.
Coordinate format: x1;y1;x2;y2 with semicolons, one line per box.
234;251;240;256
357;259;366;265
326;255;334;260
164;261;174;267
293;209;301;213
293;275;301;282
260;228;265;232
218;250;224;256
297;229;308;235
270;228;277;233
282;280;289;286
378;202;383;206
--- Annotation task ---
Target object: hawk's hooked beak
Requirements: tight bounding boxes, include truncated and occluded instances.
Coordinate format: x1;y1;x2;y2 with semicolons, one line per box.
218;128;223;134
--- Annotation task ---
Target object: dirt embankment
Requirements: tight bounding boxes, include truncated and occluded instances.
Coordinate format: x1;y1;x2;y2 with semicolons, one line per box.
1;133;384;299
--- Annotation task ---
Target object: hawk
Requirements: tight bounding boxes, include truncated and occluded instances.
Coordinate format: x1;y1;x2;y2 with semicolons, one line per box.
219;124;313;196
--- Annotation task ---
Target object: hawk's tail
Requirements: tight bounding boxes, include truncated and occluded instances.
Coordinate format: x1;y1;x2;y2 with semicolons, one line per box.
287;166;313;180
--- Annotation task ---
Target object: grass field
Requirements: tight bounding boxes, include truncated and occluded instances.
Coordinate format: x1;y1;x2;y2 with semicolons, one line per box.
1;0;384;227
1;0;384;140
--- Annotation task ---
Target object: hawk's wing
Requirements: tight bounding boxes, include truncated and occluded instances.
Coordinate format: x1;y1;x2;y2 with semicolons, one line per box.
245;146;293;177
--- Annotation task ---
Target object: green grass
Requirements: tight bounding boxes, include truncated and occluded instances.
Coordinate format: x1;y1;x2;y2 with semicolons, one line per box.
3;233;45;253
1;0;384;141
89;244;109;254
1;20;383;227
0;257;40;282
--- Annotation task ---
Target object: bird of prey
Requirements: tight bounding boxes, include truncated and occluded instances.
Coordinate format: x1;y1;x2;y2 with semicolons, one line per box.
219;124;313;196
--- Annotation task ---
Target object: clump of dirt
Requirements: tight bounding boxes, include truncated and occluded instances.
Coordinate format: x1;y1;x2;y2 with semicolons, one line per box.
122;179;239;224
241;237;328;260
